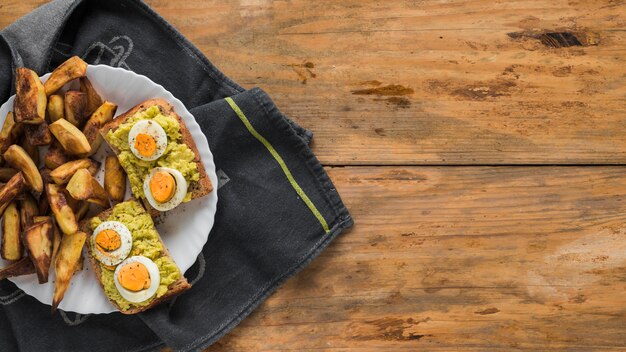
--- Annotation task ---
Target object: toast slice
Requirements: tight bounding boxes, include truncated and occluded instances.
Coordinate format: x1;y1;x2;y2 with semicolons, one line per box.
100;99;212;214
81;200;191;314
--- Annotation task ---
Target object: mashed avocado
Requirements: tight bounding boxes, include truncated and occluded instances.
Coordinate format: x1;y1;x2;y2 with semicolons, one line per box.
91;201;181;310
105;105;199;201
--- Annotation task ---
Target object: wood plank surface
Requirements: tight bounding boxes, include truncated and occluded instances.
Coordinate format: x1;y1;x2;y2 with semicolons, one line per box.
147;0;626;165
2;1;626;165
207;166;626;350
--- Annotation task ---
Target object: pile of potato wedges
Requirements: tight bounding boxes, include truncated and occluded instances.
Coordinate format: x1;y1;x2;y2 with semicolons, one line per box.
0;56;127;313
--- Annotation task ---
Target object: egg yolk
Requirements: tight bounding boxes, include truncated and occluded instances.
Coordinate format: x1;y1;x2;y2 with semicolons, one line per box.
149;171;176;203
95;229;121;252
134;133;157;157
117;262;151;292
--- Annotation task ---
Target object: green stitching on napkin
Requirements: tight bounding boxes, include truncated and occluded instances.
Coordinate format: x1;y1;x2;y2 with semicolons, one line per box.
225;97;330;234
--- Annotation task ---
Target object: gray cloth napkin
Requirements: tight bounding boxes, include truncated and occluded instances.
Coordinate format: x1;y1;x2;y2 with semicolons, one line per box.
0;1;353;351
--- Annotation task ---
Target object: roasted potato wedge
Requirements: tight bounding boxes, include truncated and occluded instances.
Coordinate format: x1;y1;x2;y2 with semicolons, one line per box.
64;91;87;128
0;172;24;217
0;257;35;280
0;167;18;182
46;183;78;235
14;67;46;125
43;56;88;96
22;219;53;283
18;192;38;229
45;141;73;170
52;231;87;313
83;101;117;154
49;118;91;155
49;158;99;185
104;155;126;202
1;202;22;261
23;120;52;146
3;145;43;192
67;168;109;208
20;136;40;166
0;111;21;154
47;94;65;123
79;77;103;117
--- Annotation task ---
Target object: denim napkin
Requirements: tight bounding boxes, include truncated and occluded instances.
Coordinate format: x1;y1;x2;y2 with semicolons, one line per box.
0;1;353;351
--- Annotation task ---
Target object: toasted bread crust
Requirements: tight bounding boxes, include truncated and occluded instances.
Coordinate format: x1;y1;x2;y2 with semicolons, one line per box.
81;203;191;314
100;99;213;214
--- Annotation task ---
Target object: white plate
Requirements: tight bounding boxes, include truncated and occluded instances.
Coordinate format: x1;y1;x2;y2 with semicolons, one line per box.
0;65;218;314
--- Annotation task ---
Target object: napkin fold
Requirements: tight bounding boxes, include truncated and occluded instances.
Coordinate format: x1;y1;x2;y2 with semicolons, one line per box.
0;1;353;351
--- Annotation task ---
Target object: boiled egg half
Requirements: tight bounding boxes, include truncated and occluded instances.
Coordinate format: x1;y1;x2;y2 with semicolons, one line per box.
128;120;167;161
143;167;188;211
91;221;133;266
113;256;160;303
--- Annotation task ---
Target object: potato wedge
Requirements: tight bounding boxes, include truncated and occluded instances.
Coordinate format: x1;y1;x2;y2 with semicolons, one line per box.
22;219;53;283
0;111;21;154
18;192;38;229
52;231;86;313
79;77;103;117
49;118;91;155
45;141;74;170
64;91;87;128
0;167;17;182
49;158;99;185
3;144;43;192
67;168;109;208
23;120;52;146
0;256;35;280
20;136;40;166
46;183;78;235
83;102;117;154
43;56;88;96
0;172;24;217
47;94;65;123
104;155;126;202
14;67;46;125
1;202;22;261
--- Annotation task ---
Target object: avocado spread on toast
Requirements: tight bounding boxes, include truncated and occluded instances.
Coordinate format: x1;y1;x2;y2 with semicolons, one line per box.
91;201;180;310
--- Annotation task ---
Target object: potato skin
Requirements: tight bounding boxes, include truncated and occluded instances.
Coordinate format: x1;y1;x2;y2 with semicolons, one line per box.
52;231;87;312
0;172;24;217
79;77;103;117
46;183;78;235
64;91;87;128
83;101;117;155
23;120;52;146
104;155;126;202
14;68;47;125
22;219;53;283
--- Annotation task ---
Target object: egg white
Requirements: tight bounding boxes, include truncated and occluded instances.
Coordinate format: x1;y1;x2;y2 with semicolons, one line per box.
128;120;167;161
113;256;161;303
91;221;133;266
143;167;188;211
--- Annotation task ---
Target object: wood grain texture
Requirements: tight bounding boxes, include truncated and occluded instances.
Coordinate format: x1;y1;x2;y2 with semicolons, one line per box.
143;0;626;165
2;0;626;164
206;166;626;350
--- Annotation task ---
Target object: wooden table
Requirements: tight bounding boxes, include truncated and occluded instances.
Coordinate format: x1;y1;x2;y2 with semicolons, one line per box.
3;1;626;350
